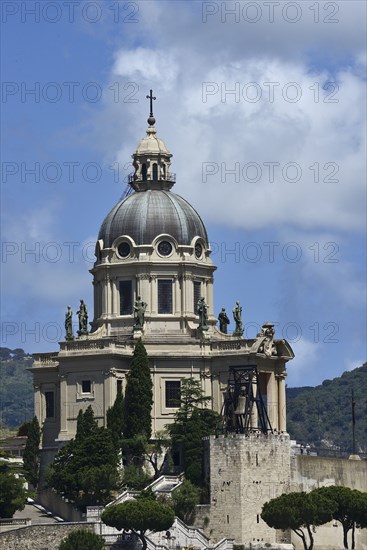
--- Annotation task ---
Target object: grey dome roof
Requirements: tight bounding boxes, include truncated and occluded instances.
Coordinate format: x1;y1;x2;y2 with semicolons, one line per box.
98;190;208;248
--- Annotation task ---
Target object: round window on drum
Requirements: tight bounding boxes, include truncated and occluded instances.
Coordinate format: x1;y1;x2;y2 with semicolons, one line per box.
118;242;131;258
158;241;173;256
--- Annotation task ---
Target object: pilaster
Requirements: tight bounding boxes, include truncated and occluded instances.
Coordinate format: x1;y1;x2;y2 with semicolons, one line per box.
57;374;68;439
276;372;287;432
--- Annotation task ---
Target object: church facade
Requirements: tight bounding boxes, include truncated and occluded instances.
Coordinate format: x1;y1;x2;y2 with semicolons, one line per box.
31;99;294;465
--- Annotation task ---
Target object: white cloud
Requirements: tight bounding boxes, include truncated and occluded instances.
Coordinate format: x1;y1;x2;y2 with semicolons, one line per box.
102;50;366;235
113;48;178;90
287;338;321;387
344;358;365;372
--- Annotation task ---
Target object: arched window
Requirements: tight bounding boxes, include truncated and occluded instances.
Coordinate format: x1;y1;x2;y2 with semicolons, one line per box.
142;163;147;180
152;163;158;181
162;164;166;179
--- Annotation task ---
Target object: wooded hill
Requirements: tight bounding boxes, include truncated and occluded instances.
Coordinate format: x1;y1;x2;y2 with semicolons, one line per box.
0;347;366;452
0;348;34;429
286;363;367;453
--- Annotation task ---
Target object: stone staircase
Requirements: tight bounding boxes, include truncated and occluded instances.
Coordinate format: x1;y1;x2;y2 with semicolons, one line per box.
103;474;184;507
147;517;234;550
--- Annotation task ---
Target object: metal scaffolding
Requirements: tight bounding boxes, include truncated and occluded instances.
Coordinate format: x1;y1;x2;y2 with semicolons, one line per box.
221;365;273;434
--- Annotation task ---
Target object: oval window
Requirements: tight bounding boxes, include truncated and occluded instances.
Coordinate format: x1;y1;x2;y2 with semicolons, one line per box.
118;242;131;258
158;241;173;256
195;243;203;259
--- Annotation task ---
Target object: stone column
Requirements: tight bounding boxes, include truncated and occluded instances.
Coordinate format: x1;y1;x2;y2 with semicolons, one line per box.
33;384;41;423
267;372;278;430
276;372;287;432
200;368;212;400
173;275;180;315
101;275;108;317
181;275;187;315
110;277;118;316
184;275;193;315
150;275;157;314
93;280;98;321
96;281;102;318
251;379;258;429
57;375;68;439
206;276;214;316
106;273;111;316
137;274;150;310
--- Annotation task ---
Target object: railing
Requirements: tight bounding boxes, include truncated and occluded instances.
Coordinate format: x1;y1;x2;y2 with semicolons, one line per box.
128;172;176;184
146;474;184;494
211;340;250;351
32;353;58;366
294;446;366;459
0;518;31;527
59;339;130;353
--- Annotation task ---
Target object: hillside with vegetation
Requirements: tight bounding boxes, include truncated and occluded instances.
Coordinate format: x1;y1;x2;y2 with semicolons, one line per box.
286;363;367;453
0;348;34;429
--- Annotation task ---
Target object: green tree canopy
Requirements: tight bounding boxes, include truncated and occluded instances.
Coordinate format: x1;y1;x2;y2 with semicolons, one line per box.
142;430;170;480
261;491;336;550
0;468;28;518
75;406;98;442
101;499;174;550
59;529;105;550
123;340;153;441
17;419;33;437
23;416;41;488
171;479;200;523
316;486;367;549
47;406;120;507
107;384;124;450
167;378;219;486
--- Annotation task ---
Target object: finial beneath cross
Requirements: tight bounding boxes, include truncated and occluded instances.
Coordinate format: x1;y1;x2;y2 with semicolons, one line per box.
146;89;156;118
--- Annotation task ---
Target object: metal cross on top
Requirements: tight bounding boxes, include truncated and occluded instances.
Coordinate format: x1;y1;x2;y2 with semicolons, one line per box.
146;89;156;117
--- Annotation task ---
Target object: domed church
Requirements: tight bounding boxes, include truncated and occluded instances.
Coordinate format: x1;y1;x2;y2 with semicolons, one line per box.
32;93;294;466
30;95;367;550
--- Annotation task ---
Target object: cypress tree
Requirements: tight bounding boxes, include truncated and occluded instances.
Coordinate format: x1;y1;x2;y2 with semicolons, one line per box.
107;385;124;450
75;405;98;442
23;415;41;488
124;340;153;440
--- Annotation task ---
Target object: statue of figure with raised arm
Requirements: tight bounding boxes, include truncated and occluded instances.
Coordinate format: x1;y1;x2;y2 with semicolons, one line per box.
232;301;243;337
77;299;88;336
134;296;147;329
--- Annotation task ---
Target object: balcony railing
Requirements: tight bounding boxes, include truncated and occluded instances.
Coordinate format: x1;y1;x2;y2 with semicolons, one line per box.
128;172;176;184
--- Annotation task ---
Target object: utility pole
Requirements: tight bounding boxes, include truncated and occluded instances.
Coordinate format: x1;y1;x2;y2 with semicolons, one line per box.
352;389;356;455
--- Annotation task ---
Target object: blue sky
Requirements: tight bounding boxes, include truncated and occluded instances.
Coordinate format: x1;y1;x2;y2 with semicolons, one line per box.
1;0;366;387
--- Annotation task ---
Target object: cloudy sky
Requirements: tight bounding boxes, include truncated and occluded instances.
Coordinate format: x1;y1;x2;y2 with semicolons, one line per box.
1;0;366;386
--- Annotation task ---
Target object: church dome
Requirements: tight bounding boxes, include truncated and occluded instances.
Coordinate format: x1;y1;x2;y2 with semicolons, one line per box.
98;189;208;248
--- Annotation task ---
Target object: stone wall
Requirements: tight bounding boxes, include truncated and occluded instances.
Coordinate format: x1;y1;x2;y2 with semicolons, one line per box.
291;454;367;492
290;455;367;550
205;433;291;546
37;488;84;522
205;435;367;550
0;522;97;550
